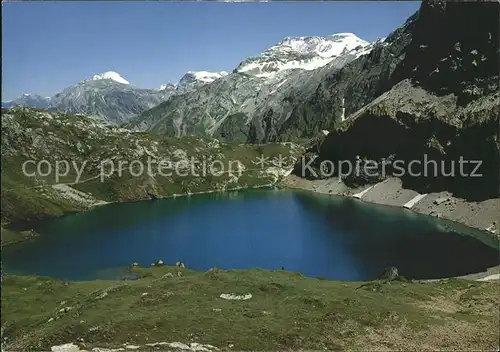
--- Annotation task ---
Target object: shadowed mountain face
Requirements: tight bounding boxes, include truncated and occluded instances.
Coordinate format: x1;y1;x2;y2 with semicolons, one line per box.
296;0;499;201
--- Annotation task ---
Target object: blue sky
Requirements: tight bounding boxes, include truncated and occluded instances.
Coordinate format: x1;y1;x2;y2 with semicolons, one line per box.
2;1;420;100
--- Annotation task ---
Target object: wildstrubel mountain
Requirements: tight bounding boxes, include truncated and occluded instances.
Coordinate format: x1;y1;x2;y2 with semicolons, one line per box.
297;0;499;200
2;70;227;125
128;33;373;140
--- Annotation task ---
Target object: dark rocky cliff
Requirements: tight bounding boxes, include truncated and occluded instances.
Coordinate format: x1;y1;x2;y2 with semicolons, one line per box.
295;0;499;201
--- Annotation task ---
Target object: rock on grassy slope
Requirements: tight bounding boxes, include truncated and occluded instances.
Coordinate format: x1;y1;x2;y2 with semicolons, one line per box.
2;267;499;351
1;107;302;236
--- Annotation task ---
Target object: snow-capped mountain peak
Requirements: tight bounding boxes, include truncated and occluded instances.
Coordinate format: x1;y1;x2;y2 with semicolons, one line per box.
90;71;130;85
235;32;370;77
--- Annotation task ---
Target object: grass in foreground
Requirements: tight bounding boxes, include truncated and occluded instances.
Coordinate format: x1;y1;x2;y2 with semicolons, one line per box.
2;266;499;351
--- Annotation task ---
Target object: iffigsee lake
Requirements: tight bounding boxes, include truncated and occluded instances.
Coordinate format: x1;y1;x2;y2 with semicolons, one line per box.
3;189;499;281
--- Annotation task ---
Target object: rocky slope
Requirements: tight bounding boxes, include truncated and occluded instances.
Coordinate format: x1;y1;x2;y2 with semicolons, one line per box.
128;33;373;141
1;107;301;228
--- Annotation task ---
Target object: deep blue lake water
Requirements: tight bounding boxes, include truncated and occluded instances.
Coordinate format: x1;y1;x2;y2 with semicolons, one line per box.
2;189;499;281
